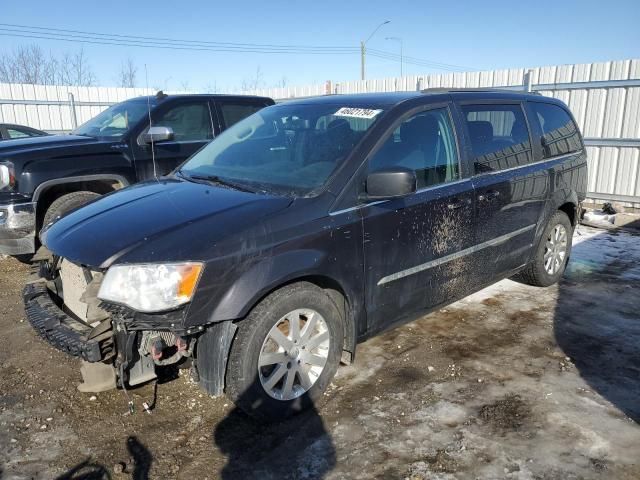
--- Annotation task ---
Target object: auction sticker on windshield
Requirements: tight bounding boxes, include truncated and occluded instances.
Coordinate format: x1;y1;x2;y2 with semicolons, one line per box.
334;107;383;119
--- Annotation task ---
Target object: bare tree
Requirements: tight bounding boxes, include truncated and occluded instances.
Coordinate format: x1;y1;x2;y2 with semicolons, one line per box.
0;45;57;84
118;57;137;88
203;81;218;93
0;44;96;86
58;48;96;86
241;66;264;92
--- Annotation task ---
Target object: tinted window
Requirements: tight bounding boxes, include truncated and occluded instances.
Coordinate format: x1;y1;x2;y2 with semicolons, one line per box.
154;103;213;141
462;104;532;173
369;108;459;189
7;128;30;139
530;102;582;158
220;102;266;128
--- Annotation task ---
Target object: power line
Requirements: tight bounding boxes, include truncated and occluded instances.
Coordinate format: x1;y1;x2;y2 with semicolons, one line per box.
0;23;476;72
0;24;359;54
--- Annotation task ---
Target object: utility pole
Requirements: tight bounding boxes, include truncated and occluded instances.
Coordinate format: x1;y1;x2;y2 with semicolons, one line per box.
361;20;390;81
360;41;366;81
386;37;403;77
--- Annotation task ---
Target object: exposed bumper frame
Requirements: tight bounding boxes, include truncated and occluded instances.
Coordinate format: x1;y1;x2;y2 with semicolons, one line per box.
23;281;113;362
0;202;36;255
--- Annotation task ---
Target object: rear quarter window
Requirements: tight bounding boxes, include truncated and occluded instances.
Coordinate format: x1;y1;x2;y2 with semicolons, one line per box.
461;104;533;174
529;102;582;158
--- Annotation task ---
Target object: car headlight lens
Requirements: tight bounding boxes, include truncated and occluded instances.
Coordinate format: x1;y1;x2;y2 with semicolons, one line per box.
0;162;15;191
98;262;203;312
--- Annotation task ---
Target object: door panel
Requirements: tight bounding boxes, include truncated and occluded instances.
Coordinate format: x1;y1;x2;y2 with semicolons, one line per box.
460;103;548;277
363;180;475;333
360;105;476;334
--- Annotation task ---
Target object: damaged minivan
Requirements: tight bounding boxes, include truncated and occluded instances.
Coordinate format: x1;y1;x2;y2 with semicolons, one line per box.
24;91;587;420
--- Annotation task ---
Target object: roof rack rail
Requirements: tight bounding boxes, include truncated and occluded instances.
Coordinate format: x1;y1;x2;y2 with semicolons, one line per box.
421;87;541;95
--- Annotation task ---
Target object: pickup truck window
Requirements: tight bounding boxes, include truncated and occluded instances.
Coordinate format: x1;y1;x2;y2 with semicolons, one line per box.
7;128;31;139
154;103;213;141
73;99;157;139
219;102;267;128
369;108;459;189
180;103;384;196
462;104;532;173
530;102;582;158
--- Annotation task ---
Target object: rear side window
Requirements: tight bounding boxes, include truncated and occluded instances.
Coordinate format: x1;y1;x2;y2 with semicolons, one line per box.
461;104;532;174
530;102;582;158
7;128;30;139
219;102;267;128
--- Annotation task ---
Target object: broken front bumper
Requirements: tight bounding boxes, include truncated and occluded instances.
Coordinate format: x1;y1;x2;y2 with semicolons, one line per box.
0;202;36;255
23;281;113;362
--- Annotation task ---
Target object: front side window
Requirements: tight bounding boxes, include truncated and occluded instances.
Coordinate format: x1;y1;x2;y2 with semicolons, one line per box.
530;102;582;158
154;103;213;142
180;103;384;196
73;99;156;139
462;104;532;173
219;102;268;128
369;108;459;189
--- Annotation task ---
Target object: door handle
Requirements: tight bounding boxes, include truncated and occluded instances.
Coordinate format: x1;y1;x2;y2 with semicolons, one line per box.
478;190;500;202
447;198;468;210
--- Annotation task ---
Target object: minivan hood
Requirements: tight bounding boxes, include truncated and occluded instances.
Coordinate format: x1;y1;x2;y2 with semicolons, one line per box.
41;178;293;268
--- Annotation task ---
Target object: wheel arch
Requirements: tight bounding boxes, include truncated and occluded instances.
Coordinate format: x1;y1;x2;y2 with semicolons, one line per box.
33;175;129;229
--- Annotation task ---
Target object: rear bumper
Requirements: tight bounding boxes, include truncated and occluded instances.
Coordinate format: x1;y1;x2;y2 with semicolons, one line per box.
0;202;36;255
23;282;113;362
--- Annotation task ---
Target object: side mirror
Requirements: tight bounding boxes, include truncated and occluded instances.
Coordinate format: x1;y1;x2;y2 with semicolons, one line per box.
363;167;417;200
140;126;174;145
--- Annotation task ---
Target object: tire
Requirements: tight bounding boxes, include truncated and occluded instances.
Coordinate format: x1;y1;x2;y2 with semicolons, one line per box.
225;282;344;421
515;210;573;287
42;191;101;229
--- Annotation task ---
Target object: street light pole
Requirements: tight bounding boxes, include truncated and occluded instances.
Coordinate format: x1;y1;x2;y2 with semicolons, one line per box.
386;37;403;77
361;20;390;81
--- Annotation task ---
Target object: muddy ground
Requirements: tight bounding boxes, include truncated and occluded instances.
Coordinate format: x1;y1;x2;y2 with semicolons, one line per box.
1;225;639;480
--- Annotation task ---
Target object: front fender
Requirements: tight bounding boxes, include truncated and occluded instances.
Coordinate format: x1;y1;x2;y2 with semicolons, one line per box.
204;249;330;324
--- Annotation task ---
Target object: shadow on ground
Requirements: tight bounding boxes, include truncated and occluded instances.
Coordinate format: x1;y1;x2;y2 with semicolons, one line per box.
53;436;152;480
214;381;335;480
554;227;640;423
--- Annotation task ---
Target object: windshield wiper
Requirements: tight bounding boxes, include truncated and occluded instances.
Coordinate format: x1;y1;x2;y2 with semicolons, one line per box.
180;172;256;193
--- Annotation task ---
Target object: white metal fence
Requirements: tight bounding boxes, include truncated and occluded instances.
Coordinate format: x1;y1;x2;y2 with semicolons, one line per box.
0;84;153;133
0;59;639;207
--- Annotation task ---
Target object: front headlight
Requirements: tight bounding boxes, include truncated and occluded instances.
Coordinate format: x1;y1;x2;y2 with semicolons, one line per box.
0;162;15;191
98;262;203;313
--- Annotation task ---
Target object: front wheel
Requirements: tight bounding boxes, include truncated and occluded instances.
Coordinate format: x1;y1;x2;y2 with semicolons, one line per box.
514;210;573;287
225;282;344;421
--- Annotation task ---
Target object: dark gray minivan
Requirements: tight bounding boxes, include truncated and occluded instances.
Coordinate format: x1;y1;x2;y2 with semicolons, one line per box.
25;90;587;420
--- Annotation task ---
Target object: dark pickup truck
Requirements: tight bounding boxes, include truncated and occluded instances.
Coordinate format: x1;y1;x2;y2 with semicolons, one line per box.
0;93;274;256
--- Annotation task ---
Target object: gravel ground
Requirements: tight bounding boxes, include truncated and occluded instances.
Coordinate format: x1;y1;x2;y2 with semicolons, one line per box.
1;225;639;480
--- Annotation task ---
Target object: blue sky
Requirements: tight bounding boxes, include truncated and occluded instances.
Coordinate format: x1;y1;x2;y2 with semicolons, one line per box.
2;0;639;91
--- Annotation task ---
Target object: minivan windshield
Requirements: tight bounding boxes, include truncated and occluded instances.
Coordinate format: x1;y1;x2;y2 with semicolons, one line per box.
73;98;156;139
179;103;384;196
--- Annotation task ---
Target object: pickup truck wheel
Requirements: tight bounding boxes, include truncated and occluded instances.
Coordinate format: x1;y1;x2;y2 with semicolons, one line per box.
225;282;344;421
515;210;573;287
42;191;101;229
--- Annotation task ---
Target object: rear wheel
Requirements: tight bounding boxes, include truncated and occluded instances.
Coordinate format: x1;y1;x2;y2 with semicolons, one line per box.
42;191;101;229
515;210;573;287
225;282;344;421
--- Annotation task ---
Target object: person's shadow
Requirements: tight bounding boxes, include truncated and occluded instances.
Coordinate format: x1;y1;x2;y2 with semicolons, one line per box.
53;436;152;480
554;228;640;422
214;380;336;480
